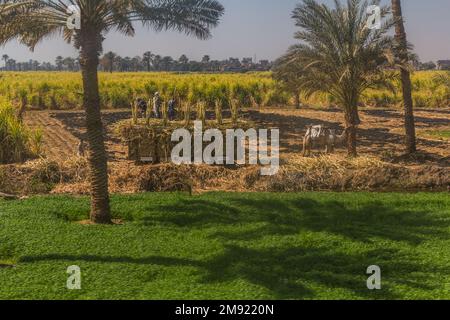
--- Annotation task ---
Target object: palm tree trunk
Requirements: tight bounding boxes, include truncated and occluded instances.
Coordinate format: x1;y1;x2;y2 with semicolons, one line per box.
344;106;358;157
294;92;301;109
392;0;417;154
80;33;112;224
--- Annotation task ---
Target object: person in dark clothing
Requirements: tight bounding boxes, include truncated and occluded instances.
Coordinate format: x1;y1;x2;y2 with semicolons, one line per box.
168;98;177;121
135;98;148;118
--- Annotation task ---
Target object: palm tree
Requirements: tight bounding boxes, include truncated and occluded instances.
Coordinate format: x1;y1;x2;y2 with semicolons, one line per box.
55;56;64;71
142;51;154;72
179;54;189;65
178;54;189;71
202;55;211;63
131;56;142;72
391;0;416;154
63;57;76;71
2;54;9;70
282;0;394;156
161;56;174;71
103;51;117;73
123;56;132;72
153;55;162;71
201;55;211;71
0;0;224;224
32;59;40;71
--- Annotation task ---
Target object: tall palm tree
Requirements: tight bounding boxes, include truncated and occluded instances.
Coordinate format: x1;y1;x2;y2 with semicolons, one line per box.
63;57;76;71
2;54;9;70
391;0;416;153
153;55;162;71
161;56;174;71
179;54;189;65
283;0;394;156
0;0;224;224
142;51;154;72
55;56;64;71
178;54;189;71
104;51;117;73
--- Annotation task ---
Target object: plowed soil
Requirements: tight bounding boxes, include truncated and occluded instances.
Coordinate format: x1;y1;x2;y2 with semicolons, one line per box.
24;107;449;165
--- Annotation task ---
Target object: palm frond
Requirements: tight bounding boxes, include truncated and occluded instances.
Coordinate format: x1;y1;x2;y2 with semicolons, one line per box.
280;0;395;108
0;0;224;50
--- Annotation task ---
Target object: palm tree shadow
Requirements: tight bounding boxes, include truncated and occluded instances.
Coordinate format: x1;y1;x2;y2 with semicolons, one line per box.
19;245;439;299
149;197;449;245
288;198;449;244
198;245;441;299
140;199;241;227
18;196;449;299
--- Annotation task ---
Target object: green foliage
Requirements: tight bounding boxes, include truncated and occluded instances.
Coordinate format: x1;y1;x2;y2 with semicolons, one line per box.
0;71;446;110
0;72;283;110
0;98;41;163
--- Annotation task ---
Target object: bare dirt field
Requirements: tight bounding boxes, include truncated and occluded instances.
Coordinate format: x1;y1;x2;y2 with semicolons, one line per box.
2;106;446;195
24;107;449;164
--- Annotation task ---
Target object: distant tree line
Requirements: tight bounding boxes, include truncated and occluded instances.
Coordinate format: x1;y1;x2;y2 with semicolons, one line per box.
100;52;273;72
0;52;272;73
1;54;79;71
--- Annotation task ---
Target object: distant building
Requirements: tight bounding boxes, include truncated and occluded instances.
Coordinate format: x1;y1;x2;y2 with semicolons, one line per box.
437;60;450;70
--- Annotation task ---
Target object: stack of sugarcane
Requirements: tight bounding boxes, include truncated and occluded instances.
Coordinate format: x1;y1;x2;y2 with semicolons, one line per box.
117;83;259;164
118;122;172;164
116;117;255;165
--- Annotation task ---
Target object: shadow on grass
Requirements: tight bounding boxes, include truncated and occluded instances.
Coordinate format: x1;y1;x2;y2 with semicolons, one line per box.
19;196;449;299
144;197;449;245
20;245;441;299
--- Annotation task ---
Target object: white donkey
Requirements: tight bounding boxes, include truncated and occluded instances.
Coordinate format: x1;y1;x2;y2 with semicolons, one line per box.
302;125;348;156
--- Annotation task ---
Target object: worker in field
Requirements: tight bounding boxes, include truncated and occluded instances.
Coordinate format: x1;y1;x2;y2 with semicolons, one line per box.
136;98;148;118
153;92;162;119
168;98;177;121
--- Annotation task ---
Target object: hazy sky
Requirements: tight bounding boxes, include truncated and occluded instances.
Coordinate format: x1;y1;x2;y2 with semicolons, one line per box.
1;0;449;63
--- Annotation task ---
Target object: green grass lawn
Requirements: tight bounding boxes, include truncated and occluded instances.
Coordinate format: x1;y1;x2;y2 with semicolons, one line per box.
0;192;449;300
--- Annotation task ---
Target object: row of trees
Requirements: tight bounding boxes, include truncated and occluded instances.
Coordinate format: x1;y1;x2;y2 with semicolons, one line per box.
1;53;271;72
2;54;43;71
100;52;271;72
274;0;417;157
1;54;78;71
4;51;443;72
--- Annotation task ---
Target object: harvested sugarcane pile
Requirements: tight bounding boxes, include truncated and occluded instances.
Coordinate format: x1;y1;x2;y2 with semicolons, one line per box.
115;118;256;164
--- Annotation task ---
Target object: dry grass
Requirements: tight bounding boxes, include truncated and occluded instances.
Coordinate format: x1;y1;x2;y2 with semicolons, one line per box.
1;153;447;196
0;157;88;195
261;154;449;192
2;105;449;196
51;162;261;195
284;154;385;172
